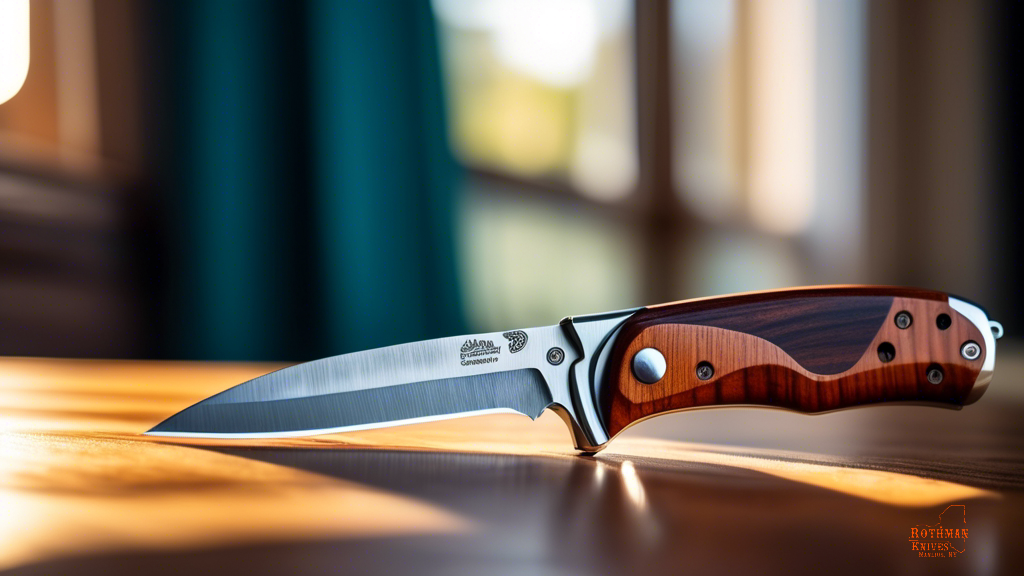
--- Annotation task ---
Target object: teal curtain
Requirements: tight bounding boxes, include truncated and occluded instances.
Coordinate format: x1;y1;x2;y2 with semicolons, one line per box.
157;0;464;360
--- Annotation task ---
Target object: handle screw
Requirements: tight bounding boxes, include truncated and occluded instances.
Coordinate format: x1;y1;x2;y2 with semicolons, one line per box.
696;362;714;381
960;341;981;360
632;348;666;384
926;365;944;385
895;311;913;329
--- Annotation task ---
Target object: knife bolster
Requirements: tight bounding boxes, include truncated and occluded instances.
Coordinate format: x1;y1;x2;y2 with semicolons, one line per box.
597;286;990;440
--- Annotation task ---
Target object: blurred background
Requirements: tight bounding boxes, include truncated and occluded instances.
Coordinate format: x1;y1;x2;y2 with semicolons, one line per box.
0;0;1019;362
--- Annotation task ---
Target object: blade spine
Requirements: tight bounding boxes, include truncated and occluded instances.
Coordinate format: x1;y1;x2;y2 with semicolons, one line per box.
203;323;567;404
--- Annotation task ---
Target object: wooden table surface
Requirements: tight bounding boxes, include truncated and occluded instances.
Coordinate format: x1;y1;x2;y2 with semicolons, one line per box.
2;350;1023;575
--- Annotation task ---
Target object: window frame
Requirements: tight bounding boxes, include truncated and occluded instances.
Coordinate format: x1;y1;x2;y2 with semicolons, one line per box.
456;0;687;305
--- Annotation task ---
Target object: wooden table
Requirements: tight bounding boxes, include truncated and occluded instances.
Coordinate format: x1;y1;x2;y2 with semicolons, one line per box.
2;351;1023;575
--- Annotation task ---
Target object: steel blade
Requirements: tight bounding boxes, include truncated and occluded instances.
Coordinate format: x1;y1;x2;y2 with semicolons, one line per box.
147;324;575;438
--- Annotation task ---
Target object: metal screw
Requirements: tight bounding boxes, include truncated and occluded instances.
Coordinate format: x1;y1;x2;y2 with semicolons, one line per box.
895;311;913;329
960;341;981;361
546;347;565;365
632;348;667;384
926;365;944;385
696;361;714;381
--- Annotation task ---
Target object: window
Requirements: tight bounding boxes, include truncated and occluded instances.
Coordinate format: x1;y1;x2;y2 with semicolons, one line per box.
434;0;636;201
434;0;869;331
0;0;146;357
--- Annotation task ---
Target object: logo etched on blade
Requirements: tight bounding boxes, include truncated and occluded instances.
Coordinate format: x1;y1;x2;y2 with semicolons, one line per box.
502;330;528;353
460;339;501;366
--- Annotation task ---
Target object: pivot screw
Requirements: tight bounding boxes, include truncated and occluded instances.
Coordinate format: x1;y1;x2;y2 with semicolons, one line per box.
696;361;714;381
546;347;565;365
960;341;981;361
926;364;944;385
632;348;667;384
895;311;913;329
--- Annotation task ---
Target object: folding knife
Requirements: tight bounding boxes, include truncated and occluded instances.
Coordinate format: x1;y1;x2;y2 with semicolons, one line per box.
148;286;1003;452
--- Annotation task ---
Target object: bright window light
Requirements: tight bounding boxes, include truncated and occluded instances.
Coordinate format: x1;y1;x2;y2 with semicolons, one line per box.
0;0;30;105
747;0;816;235
433;0;637;201
490;0;599;87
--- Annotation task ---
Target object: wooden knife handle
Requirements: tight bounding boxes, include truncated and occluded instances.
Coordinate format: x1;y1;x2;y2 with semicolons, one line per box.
600;286;989;439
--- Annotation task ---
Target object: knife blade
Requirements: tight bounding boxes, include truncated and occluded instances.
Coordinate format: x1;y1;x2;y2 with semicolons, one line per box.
148;286;1002;452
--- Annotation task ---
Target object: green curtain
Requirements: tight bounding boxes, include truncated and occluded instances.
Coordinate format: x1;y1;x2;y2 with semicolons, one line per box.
157;0;464;360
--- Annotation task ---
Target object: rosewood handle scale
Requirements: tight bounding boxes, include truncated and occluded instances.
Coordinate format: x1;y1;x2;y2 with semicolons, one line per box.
601;287;988;439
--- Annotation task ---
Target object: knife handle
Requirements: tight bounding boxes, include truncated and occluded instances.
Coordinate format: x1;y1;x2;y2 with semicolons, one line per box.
599;286;990;439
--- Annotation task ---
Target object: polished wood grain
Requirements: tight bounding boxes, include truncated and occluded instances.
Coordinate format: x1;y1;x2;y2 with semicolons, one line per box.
649;295;895;374
626;285;946;373
603;291;986;438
